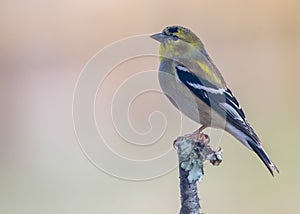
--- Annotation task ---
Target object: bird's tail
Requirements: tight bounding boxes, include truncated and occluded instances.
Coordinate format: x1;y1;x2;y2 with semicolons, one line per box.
247;139;279;176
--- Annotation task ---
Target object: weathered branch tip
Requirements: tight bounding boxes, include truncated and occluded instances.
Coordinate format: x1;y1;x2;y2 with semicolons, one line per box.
174;130;223;214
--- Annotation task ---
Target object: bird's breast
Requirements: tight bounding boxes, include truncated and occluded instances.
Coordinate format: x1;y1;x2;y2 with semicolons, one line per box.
158;60;212;125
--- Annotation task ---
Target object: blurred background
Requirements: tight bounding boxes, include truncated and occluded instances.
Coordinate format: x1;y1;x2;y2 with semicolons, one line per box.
1;0;300;213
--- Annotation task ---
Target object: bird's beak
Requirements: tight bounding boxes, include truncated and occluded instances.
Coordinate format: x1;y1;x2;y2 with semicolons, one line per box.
150;33;165;43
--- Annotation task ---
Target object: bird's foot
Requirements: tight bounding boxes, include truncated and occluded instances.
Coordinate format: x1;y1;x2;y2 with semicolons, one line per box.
190;127;209;143
173;128;210;149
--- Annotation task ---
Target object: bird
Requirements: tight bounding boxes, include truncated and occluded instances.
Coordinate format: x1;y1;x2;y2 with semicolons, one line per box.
150;25;279;175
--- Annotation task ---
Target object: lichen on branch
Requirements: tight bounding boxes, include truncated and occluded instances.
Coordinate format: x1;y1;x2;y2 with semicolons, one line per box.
174;130;223;214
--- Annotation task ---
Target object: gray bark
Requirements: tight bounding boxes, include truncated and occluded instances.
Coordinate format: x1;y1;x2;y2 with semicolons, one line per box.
174;131;223;214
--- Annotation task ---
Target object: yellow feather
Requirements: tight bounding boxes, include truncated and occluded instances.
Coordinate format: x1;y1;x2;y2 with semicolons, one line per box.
196;61;223;85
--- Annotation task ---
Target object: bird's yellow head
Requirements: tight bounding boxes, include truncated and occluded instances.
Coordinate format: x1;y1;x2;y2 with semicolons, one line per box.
150;26;204;59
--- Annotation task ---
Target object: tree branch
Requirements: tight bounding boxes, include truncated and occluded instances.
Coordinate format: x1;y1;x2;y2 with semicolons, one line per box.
174;130;223;214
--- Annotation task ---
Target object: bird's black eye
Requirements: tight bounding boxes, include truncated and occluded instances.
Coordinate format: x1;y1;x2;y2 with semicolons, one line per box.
172;35;178;41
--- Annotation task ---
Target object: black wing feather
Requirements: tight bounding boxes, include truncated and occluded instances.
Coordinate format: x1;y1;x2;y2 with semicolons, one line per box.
175;64;258;142
175;64;279;175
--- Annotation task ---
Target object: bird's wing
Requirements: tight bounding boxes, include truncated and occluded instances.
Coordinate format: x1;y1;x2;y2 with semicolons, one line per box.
175;64;260;143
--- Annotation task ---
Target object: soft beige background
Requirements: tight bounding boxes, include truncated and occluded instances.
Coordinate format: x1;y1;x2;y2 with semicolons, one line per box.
1;0;300;213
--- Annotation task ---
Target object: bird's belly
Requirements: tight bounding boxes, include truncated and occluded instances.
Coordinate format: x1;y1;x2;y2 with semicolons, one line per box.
158;71;211;126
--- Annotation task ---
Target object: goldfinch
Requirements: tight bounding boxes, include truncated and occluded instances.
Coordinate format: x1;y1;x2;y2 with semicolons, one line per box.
151;26;279;175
